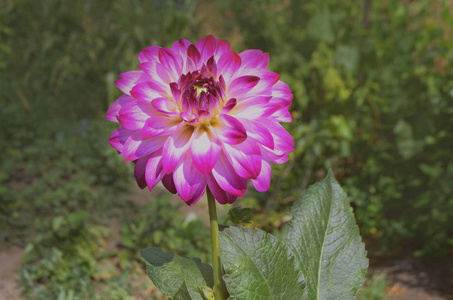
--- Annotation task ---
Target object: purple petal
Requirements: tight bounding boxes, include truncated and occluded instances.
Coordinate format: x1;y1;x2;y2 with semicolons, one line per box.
170;83;182;106
221;98;236;114
207;173;237;204
239;49;270;69
122;132;167;161
162;173;177;194
251;152;271;192
190;127;221;175
211;152;247;197
138;46;160;63
108;126;133;153
272;80;293;101
214;114;247;145
117;100;155;130
249;70;280;96
173;153;207;205
158;48;181;79
229;96;272;119
106;95;134;122
156;63;175;84
223;138;262;179
195;35;217;63
187;45;201;67
131;81;169;102
266;121;294;153
172;39;191;55
214;40;231;61
151;97;178;114
145;149;165;190
235;117;274;149
265;102;292;122
261;146;289;164
115;71;142;95
206;56;217;78
228;76;260;99
217;51;242;84
134;155;149;189
162;125;194;173
141;116;179;138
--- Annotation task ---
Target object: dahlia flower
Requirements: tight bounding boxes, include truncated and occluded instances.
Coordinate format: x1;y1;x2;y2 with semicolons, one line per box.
106;36;294;205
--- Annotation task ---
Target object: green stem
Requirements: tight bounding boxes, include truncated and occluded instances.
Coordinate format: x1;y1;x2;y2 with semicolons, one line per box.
207;187;226;300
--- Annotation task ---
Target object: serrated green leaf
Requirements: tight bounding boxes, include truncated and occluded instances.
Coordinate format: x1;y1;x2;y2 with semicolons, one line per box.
219;227;305;300
140;247;213;300
225;206;253;224
174;282;191;300
285;171;368;300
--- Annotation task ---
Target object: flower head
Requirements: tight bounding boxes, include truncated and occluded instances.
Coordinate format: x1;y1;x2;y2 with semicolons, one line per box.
106;36;294;205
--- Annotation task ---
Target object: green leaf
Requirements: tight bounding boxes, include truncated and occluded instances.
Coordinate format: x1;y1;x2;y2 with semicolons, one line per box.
225;206;253;224
285;171;368;299
219;227;305;300
140;247;213;300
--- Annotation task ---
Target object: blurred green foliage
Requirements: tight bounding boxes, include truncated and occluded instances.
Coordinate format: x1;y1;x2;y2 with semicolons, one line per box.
1;0;452;298
212;0;453;258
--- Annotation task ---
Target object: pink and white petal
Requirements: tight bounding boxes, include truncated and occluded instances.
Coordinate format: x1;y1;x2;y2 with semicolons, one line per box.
206;56;218;78
122;132;167;161
260;145;289;164
134;155;150;189
158;48;181;79
173;153;207;205
211;152;247;197
223;138;262;179
156;63;175;84
266;102;292;122
172;39;191;55
227;76;260;100
138;60;159;80
131;81;170;102
195;35;217;63
239;49;270;70
138;46;160;63
115;71;142;95
235;117;274;149
217;51;242;84
118;100;155;130
170;83;182;106
106;95;135;122
162;173;177;194
187;45;201;68
151;97;178;114
207;173;237;205
214;39;231;61
190;127;221;174
145;149;165;190
228;97;271;120
272;80;293;101
162;125;194;173
266;121;294;153
109;126;134;153
251;152;271;192
221;98;237;114
141;116;180;138
251;70;281;96
213;114;247;145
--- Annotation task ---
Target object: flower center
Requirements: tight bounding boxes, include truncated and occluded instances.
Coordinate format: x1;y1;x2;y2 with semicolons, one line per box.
195;85;208;97
177;70;226;113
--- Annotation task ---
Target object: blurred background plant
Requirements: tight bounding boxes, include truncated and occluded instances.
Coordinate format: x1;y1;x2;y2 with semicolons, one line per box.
1;0;452;299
